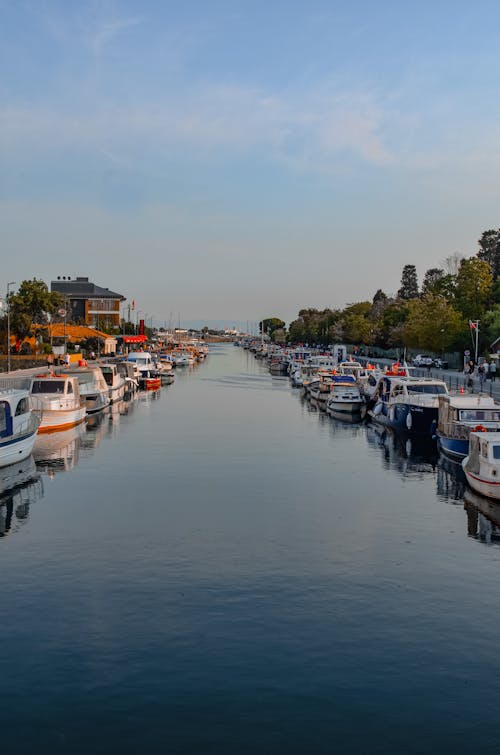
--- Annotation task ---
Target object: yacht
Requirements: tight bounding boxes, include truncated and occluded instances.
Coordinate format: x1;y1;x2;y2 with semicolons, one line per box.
30;375;86;433
99;363;127;404
368;375;448;436
463;431;500;500
0;389;40;468
62;365;111;414
326;375;364;414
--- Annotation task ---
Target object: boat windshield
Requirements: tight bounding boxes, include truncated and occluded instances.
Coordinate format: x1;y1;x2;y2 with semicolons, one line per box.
407;384;447;395
460;410;500;422
493;445;500;460
31;380;65;394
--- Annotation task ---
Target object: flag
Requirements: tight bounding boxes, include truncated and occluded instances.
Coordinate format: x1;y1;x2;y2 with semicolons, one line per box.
469;320;476;330
131;299;135;310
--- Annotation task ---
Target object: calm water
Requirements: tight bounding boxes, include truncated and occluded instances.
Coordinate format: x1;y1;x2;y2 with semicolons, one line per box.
2;345;500;754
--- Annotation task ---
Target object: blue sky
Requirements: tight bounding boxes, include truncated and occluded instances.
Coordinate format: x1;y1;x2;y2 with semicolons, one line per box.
2;0;500;326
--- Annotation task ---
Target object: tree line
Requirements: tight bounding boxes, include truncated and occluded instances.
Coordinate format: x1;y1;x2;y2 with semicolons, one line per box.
281;228;500;357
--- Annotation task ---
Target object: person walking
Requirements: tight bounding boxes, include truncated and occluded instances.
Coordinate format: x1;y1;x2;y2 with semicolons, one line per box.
490;359;497;382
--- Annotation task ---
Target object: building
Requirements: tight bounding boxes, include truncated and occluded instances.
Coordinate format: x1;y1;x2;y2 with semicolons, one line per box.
51;276;125;328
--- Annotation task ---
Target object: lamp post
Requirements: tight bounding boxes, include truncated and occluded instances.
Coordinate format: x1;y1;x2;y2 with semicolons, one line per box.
6;282;16;373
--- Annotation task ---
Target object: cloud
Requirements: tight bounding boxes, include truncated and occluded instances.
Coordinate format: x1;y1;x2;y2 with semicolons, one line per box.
0;80;392;173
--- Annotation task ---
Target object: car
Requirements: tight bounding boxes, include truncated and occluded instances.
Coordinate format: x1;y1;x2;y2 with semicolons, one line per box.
412;354;434;367
433;358;448;369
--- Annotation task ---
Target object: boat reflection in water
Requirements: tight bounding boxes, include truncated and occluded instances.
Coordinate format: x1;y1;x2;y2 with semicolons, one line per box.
366;423;438;477
81;408;109;453
33;423;85;475
436;454;466;503
463;487;500;544
0;456;44;538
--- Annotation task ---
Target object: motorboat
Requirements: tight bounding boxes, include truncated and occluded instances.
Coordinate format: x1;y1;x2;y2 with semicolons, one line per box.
62;365;111;414
462;431;500;500
367;375;448;436
436;394;500;461
30;375;86;433
138;370;161;391
99;363;127;404
0;389;40;468
326;375;364;414
116;361;139;395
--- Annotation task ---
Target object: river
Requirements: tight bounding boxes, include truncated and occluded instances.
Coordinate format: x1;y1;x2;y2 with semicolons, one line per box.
1;344;499;754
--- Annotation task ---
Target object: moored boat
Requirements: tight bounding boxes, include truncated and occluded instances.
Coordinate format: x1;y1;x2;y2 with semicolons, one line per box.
367;375;448;436
326;375;364;414
436;394;500;461
0;389;40;468
30;375;86;433
462;431;500;500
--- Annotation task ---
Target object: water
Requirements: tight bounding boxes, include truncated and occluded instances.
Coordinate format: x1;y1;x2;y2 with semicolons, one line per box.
1;345;500;753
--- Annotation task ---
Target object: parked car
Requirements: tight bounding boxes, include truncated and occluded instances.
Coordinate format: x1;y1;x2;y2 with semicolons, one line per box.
412;354;434;367
433;358;448;369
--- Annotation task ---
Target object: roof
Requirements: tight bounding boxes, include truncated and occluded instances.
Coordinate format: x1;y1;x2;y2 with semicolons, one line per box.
441;394;498;407
35;324;111;341
51;278;125;301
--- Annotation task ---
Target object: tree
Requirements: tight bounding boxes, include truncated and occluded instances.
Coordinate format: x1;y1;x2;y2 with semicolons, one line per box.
259;317;285;336
477;229;500;280
8;278;63;342
397;265;419;299
403;295;465;352
455;257;493;321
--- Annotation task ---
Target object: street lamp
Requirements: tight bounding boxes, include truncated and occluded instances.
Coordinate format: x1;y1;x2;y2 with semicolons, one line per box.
6;282;16;373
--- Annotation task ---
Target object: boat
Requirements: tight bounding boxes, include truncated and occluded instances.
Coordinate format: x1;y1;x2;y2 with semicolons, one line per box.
326;375;364;414
462;431;500;500
0;389;40;468
116;361;139;395
436;394;500;461
30;375;86;433
138;370;161;391
99;363;127;404
62;365;111;414
367;375;448;436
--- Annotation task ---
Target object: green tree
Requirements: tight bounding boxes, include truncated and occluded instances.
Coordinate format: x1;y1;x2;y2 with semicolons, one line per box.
477;229;500;280
403;295;465;352
259;317;285;336
8;278;63;342
397;265;419;300
455;257;493;321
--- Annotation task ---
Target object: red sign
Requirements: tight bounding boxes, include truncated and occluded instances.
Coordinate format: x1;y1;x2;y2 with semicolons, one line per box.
123;335;147;343
139;319;145;335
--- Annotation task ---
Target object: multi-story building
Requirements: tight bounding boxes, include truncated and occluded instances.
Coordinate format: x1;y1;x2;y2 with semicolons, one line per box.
51;276;126;328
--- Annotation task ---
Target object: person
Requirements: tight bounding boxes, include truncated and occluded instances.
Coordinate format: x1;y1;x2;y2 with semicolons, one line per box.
47;353;54;368
64;352;71;368
478;362;485;391
490;359;497;382
90;350;96;360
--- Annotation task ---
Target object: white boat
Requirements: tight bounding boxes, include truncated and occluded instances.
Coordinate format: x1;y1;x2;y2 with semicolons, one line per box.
326;376;364;414
99;363;127;404
0;389;40;468
30;375;86;433
462;431;500;500
62;365;110;414
116;361;139;394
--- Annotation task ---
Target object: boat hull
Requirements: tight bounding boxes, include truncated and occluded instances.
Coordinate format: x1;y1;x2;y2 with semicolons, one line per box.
436;431;468;461
463;468;500;500
369;402;438;437
37;407;87;434
0;430;38;468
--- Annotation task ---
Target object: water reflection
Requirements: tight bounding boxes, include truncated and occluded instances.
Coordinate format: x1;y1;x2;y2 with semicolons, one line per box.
33;423;85;475
0;456;43;537
81;408;109;452
365;423;438;477
463;488;500;544
436;454;466;503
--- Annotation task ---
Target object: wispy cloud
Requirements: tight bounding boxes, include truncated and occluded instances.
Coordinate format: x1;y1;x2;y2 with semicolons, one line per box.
0;80;393;173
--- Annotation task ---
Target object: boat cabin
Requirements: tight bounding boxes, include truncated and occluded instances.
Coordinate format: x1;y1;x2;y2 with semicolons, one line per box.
437;395;500;438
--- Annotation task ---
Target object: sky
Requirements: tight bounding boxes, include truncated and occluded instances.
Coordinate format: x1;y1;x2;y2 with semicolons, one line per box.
1;0;500;327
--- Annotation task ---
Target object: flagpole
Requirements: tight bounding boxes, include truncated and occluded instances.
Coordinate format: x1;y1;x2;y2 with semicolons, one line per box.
475;320;479;364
